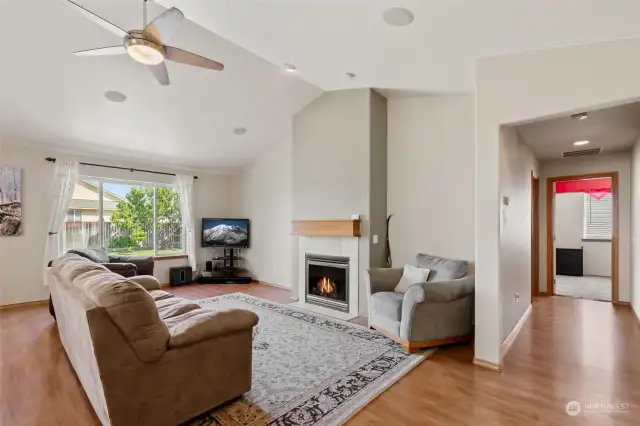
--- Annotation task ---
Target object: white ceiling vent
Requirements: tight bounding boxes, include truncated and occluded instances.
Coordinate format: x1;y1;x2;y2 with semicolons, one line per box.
561;148;602;158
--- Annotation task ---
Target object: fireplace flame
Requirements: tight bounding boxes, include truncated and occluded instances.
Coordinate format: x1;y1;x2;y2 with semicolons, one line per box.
318;277;337;296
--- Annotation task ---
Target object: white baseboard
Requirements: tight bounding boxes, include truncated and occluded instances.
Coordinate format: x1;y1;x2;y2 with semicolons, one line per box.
473;357;503;372
500;304;532;360
253;280;291;290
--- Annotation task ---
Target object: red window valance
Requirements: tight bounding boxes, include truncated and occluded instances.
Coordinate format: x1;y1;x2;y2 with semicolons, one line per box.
556;178;611;200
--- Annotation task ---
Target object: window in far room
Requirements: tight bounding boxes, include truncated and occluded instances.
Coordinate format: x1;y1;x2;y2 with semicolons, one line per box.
66;209;83;222
64;178;184;257
583;193;613;240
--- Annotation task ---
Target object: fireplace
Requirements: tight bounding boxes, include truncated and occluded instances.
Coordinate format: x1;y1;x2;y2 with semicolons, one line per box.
305;254;349;313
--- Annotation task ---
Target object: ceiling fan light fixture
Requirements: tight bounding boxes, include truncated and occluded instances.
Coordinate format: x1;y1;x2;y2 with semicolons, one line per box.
125;38;165;65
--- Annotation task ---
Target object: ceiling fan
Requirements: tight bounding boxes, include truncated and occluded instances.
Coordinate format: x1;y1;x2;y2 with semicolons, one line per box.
66;0;224;85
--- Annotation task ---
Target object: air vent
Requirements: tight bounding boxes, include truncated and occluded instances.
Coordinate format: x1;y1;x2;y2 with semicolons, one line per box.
561;148;602;158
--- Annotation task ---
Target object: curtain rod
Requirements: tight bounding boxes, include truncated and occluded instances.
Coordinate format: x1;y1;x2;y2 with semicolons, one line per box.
45;157;198;179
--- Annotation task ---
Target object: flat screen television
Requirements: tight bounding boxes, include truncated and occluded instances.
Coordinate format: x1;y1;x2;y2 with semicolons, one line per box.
202;218;250;248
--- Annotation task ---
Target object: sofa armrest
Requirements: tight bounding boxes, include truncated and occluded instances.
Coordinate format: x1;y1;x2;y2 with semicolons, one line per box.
168;309;259;348
403;275;475;305
128;275;161;291
104;263;138;278
366;268;403;295
109;255;155;276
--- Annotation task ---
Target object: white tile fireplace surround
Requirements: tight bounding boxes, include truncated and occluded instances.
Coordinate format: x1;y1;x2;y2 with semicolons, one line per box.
292;235;359;320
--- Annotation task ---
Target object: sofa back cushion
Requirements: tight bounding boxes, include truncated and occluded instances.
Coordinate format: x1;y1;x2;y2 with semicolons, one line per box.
68;248;110;264
416;253;468;281
54;253;169;362
53;254;110;289
83;274;170;362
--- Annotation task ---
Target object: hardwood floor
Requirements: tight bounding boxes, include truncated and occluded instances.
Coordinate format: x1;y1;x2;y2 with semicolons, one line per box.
1;284;638;425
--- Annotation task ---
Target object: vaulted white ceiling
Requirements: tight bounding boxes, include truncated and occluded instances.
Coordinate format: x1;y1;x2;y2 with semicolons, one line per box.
2;0;640;171
164;0;640;93
0;0;321;172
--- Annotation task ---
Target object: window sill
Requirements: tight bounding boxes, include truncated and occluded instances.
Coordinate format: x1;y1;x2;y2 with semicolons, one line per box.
154;254;188;261
582;238;612;243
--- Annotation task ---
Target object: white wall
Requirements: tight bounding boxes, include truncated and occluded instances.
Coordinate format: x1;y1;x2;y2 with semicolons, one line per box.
0;142;232;306
476;37;640;364
555;193;584;249
632;139;640;320
539;154;631;299
387;94;475;267
232;137;294;288
499;127;537;341
583;241;612;277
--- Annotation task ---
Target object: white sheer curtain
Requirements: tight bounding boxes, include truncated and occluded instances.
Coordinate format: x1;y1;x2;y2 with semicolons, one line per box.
44;160;79;282
174;174;196;271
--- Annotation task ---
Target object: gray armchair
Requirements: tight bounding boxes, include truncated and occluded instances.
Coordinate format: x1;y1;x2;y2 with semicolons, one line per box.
367;253;474;353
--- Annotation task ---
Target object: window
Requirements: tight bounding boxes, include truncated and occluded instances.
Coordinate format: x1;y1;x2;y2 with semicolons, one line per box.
66;210;83;222
583;193;612;240
65;178;183;257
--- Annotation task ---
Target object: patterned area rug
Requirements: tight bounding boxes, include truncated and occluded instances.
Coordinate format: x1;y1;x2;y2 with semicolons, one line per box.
187;293;434;426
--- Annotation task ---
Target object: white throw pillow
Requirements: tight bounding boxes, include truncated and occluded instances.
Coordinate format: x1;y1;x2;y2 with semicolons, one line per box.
394;264;431;293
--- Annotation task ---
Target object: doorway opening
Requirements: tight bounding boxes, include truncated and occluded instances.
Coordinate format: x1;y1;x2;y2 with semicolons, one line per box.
546;173;619;303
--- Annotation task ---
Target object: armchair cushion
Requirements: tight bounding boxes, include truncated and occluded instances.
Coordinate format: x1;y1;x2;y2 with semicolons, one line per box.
416;253;468;281
109;255;155;276
68;248;110;264
165;309;259;348
394;264;430;293
103;262;138;278
370;292;404;322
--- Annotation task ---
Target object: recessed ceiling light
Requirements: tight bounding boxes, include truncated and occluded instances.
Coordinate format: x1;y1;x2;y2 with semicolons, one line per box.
104;91;127;103
573;140;590;146
284;63;297;72
571;112;588;120
383;7;415;27
233;127;247;135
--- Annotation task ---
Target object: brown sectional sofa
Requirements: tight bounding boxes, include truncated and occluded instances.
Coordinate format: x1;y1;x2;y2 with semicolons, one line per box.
48;253;259;426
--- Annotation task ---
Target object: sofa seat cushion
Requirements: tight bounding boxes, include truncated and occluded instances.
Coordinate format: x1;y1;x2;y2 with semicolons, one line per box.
82;270;169;362
149;290;175;301
371;292;404;322
416;253;468;281
156;297;201;320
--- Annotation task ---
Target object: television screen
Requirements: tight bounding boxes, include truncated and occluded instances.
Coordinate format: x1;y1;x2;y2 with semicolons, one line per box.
202;218;250;248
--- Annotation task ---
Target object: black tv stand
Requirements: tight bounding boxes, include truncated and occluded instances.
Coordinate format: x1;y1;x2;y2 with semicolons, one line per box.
198;248;252;284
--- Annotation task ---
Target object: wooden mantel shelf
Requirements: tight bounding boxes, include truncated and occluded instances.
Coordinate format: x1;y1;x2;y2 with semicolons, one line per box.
292;220;361;237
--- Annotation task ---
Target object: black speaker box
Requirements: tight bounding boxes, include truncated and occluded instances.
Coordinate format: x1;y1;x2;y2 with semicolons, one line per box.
205;261;213;272
169;266;192;286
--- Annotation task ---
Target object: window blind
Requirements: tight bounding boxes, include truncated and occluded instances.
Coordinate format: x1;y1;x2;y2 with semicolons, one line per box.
583;193;612;239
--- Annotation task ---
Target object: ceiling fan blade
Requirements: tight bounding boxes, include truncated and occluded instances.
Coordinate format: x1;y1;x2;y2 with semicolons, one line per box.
66;0;128;38
143;7;184;45
149;62;170;86
74;46;126;56
165;47;224;71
